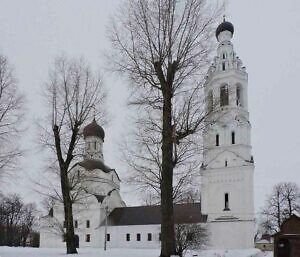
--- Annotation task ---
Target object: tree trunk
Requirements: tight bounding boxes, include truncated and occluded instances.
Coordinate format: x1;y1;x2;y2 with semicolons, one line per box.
277;191;281;229
61;166;77;254
160;86;176;257
53;125;78;254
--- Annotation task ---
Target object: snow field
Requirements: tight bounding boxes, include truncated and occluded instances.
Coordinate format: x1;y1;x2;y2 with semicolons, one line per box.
0;247;273;257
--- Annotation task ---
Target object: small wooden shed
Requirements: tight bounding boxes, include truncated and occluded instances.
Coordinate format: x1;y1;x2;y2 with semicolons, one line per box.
273;215;300;257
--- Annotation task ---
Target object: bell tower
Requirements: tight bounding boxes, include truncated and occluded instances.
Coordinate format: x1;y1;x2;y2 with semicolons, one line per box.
201;19;255;249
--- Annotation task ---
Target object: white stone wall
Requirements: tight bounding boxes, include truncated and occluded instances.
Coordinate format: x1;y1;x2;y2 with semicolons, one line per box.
85;136;104;161
208;220;254;249
98;225;161;249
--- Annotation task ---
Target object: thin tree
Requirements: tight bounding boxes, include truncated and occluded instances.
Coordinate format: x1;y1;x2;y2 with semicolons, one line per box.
107;0;221;256
0;54;25;180
174;223;208;257
42;56;106;254
260;182;300;233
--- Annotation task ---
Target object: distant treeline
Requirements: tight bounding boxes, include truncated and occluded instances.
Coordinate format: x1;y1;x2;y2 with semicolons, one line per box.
0;192;39;247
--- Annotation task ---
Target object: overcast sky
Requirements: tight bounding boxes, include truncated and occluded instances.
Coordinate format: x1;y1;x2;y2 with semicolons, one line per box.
0;0;300;214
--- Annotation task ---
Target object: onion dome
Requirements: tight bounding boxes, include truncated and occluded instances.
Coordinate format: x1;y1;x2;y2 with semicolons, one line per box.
83;118;105;140
216;20;234;39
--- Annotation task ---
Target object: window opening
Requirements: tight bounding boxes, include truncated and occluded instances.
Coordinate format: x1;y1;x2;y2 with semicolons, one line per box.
216;134;219;146
126;234;130;241
86;220;90;228
86;234;90;242
236;85;243;106
207;90;213;112
232;131;235;144
148;233;152;241
225;160;228;167
107;234;110;242
220;85;229;106
222;62;226;71
94;141;97;150
74;220;78;228
224;193;230;211
137;233;141;241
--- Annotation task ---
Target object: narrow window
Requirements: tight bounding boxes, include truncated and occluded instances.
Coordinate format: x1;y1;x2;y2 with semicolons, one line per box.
107;233;110;242
126;233;130;241
216;134;219;146
220;85;229;106
222;62;226;71
223;53;226;59
224;193;230;211
86;234;90;242
207;90;213;112
136;233;141;241
236;85;241;106
147;233;152;241
94;141;97;150
74;220;78;228
86;220;90;228
231;132;235;144
225;160;228;167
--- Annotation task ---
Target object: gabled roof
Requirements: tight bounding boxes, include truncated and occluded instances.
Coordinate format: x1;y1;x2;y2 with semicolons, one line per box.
104;203;207;226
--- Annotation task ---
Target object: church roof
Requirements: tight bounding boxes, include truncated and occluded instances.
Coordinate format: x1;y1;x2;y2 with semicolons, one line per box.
75;159;121;181
216;20;234;39
77;159;112;173
105;203;207;226
83;118;105;140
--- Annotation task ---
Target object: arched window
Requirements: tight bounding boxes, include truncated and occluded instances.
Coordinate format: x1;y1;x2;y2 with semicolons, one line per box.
216;134;219;146
220;85;229;106
207;90;213;112
231;131;235;144
224;193;230;211
236;85;243;106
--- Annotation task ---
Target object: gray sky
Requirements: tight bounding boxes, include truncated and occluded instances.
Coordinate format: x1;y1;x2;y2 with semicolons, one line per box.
0;0;299;214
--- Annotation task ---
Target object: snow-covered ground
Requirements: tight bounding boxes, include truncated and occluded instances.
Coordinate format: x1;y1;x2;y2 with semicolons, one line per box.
0;247;273;257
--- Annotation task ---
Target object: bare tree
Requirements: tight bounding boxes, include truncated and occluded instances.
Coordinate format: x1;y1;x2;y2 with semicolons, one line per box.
175;223;208;257
0;54;25;179
0;193;37;247
19;203;37;247
260;182;300;233
108;1;221;255
41;56;106;254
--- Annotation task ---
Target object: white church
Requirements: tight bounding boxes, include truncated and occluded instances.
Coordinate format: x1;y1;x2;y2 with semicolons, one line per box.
40;19;255;250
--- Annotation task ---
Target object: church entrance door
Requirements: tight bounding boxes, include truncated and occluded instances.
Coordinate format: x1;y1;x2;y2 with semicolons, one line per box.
277;238;290;257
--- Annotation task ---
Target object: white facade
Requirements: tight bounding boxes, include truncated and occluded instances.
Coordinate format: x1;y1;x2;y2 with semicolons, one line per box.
200;21;255;249
40;20;255;251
